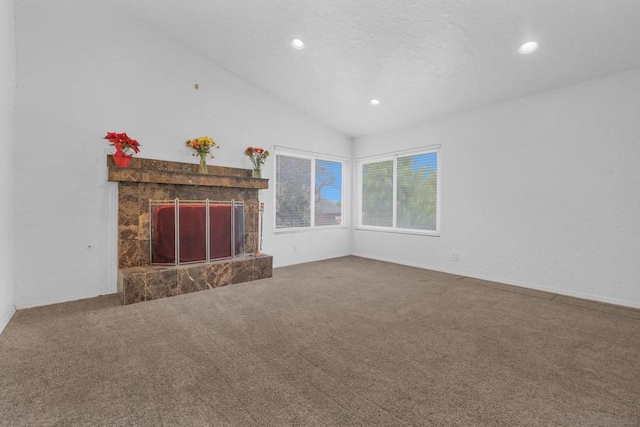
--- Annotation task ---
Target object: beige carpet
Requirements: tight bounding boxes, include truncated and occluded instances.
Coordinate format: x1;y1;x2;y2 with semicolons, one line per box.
1;256;639;426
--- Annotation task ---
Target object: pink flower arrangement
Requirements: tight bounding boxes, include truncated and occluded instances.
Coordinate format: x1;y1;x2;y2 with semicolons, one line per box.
244;146;270;169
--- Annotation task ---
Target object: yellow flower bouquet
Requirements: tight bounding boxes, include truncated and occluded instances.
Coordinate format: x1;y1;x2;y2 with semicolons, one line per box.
186;136;219;174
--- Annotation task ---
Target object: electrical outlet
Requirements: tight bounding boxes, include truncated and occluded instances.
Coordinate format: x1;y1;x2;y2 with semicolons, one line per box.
452;251;459;262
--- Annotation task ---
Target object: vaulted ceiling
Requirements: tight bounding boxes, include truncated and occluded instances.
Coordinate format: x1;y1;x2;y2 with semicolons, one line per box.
103;0;640;137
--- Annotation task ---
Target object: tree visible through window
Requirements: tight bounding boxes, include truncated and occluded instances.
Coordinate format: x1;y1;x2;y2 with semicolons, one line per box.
276;154;344;229
360;150;438;232
362;161;393;227
276;155;311;228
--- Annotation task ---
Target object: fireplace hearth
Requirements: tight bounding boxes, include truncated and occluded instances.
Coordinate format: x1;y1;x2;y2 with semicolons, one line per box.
108;156;272;305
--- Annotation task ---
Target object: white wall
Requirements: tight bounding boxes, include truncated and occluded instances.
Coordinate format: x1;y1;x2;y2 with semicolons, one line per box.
0;0;16;332
353;68;640;308
14;0;351;308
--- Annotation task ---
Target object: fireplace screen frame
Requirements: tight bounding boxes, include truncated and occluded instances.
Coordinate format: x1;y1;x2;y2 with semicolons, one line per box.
149;199;245;265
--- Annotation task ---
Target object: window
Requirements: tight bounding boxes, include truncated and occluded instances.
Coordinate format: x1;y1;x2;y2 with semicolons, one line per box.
276;153;344;229
358;148;439;234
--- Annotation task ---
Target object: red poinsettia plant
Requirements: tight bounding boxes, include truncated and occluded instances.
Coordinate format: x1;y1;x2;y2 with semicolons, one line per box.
244;146;270;169
104;132;141;155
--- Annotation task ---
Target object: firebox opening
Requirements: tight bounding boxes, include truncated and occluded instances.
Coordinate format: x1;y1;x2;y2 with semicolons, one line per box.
150;199;245;265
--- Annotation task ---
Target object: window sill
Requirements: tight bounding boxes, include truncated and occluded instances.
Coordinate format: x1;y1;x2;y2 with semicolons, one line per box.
354;227;440;237
274;225;350;235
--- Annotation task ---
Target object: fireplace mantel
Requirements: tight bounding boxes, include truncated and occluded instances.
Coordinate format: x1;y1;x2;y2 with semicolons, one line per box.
107;156;268;189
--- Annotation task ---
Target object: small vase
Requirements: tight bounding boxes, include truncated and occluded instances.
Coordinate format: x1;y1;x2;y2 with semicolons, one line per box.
252;167;261;178
113;150;132;167
198;155;208;174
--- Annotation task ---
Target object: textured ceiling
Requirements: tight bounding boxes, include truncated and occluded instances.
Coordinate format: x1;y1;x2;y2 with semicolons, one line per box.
103;0;640;137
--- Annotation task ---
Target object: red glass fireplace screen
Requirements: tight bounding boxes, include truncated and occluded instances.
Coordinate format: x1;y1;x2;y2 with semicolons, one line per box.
150;200;245;265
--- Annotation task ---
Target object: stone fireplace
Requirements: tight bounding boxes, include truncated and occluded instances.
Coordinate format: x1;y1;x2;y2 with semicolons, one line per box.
108;156;272;304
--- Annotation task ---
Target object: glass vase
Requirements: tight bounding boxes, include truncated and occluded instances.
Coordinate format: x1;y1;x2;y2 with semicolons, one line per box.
252;167;261;178
198;155;208;174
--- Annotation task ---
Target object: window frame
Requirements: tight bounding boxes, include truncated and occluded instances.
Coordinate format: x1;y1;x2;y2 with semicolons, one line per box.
274;149;348;233
356;146;441;237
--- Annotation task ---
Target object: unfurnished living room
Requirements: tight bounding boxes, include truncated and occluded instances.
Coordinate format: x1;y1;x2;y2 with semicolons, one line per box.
1;1;639;426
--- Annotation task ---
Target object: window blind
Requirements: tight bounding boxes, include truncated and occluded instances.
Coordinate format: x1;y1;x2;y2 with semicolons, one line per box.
358;149;439;233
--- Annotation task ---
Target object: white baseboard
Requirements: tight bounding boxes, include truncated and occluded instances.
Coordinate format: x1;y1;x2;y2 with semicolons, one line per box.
352;252;640;310
0;304;16;335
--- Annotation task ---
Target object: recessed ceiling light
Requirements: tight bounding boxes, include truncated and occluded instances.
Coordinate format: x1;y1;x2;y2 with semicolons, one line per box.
291;39;305;49
370;99;380;106
519;41;539;54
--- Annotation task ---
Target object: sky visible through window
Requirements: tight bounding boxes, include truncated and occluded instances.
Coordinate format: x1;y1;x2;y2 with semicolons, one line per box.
316;159;342;203
412;152;437;177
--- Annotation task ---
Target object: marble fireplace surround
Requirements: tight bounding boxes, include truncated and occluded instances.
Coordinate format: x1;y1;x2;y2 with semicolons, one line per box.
107;156;272;305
